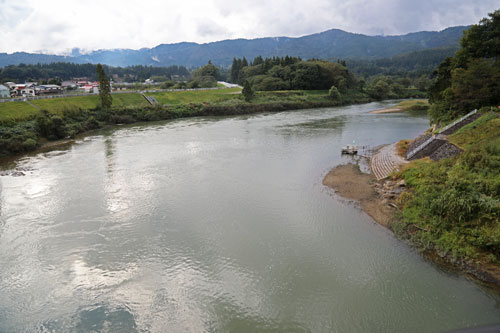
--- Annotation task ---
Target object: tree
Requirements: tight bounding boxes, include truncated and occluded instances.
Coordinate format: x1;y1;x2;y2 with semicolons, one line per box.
96;64;112;109
427;10;500;123
193;62;221;80
328;85;342;104
242;80;254;102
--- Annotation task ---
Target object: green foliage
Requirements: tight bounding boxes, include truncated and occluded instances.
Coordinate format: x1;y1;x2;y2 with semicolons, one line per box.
328;85;342;103
396;114;500;261
96;64;112;109
457;10;500;62
0;120;39;156
0;62;189;83
242;81;254;102
428;10;500;124
193;61;222;81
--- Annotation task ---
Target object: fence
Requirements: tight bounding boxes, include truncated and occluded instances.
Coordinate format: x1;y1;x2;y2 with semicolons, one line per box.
437;109;477;134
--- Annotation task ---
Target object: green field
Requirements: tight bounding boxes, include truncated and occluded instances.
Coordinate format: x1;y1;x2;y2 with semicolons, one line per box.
31;93;149;113
0;88;332;123
0;93;155;121
0;101;39;122
147;87;241;104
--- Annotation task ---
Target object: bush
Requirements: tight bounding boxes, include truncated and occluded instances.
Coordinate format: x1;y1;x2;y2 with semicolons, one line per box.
328;85;342;103
22;138;37;150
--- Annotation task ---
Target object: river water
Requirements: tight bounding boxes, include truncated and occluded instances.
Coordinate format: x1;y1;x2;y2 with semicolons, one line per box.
1;102;500;332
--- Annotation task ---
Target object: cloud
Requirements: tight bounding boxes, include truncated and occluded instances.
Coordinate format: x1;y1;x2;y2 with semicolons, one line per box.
196;21;230;38
0;0;497;54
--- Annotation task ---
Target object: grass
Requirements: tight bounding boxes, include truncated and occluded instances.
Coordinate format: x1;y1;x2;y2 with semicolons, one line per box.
395;99;429;111
0;93;155;121
449;112;500;149
147;87;241;104
31;93;149;114
0;88;335;123
0;101;39;122
393;111;500;268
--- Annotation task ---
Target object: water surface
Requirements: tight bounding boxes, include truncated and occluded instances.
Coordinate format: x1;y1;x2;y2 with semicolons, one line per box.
1;102;500;332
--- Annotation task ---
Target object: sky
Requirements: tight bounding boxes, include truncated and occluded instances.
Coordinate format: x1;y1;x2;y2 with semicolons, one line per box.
0;0;498;54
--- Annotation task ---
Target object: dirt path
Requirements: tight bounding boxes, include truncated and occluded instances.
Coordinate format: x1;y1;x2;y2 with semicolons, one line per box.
323;164;396;226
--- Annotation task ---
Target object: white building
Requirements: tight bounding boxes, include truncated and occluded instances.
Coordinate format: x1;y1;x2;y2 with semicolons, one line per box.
0;84;9;98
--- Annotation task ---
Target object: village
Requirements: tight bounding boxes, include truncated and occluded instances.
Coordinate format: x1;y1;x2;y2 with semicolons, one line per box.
0;79;105;99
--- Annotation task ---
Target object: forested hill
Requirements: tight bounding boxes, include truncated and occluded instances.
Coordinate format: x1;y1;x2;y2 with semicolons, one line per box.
0;26;469;68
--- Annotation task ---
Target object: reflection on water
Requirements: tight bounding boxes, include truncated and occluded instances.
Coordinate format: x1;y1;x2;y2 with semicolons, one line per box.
0;102;500;332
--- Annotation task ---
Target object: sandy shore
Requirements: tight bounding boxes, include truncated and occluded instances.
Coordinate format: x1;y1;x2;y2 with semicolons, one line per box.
323;164;395;226
370;108;403;114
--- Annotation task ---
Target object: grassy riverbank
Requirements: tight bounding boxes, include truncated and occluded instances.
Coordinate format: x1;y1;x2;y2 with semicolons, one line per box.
370;99;429;114
0;88;371;157
392;111;500;283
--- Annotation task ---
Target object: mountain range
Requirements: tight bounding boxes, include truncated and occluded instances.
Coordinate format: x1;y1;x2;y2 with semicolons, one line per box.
0;26;469;68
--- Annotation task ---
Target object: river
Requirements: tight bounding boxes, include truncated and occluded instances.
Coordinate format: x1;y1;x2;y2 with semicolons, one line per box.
1;101;500;332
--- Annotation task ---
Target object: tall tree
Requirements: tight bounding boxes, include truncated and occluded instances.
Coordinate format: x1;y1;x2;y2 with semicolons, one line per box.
242;80;254;102
96;64;112;109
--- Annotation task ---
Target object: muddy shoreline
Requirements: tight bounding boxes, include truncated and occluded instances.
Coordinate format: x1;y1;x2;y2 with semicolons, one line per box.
322;164;396;226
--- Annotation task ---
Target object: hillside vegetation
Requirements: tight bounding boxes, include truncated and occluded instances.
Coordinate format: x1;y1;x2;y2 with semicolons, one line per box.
428;10;500;123
395;112;500;261
392;10;500;277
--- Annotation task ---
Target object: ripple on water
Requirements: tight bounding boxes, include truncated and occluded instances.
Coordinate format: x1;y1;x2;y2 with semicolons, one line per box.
1;103;500;332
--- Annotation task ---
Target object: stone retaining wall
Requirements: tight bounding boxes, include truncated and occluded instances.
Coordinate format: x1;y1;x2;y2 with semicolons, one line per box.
429;142;462;161
440;113;482;135
408;138;447;160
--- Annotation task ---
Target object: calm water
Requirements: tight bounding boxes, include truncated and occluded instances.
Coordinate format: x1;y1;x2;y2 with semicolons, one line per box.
1;102;500;332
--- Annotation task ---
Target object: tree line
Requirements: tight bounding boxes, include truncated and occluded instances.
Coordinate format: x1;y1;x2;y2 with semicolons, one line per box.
428;9;500;123
227;55;428;101
0;62;190;83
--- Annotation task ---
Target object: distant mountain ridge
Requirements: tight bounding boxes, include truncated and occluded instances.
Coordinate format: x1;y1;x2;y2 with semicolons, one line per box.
0;26;469;68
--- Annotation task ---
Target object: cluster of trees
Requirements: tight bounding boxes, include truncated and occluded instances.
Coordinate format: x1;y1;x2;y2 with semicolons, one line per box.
428;10;500;123
227;55;429;101
186;61;222;88
0;63;190;83
229;56;358;92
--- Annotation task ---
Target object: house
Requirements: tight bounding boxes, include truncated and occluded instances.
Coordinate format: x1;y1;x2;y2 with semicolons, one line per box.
0;84;10;98
36;84;62;95
4;82;16;89
12;83;36;97
81;84;99;93
61;81;77;90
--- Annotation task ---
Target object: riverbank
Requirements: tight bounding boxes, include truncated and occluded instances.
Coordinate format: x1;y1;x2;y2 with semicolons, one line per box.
370;99;429;114
323;111;500;288
0;89;375;158
323;164;395;226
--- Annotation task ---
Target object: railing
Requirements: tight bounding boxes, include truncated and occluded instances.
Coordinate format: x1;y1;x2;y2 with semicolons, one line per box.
437;109;477;134
406;135;436;160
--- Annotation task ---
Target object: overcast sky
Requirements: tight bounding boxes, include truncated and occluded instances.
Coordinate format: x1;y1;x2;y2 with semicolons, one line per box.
0;0;498;54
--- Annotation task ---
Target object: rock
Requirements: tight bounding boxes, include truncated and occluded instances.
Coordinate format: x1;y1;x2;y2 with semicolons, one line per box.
397;179;406;187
